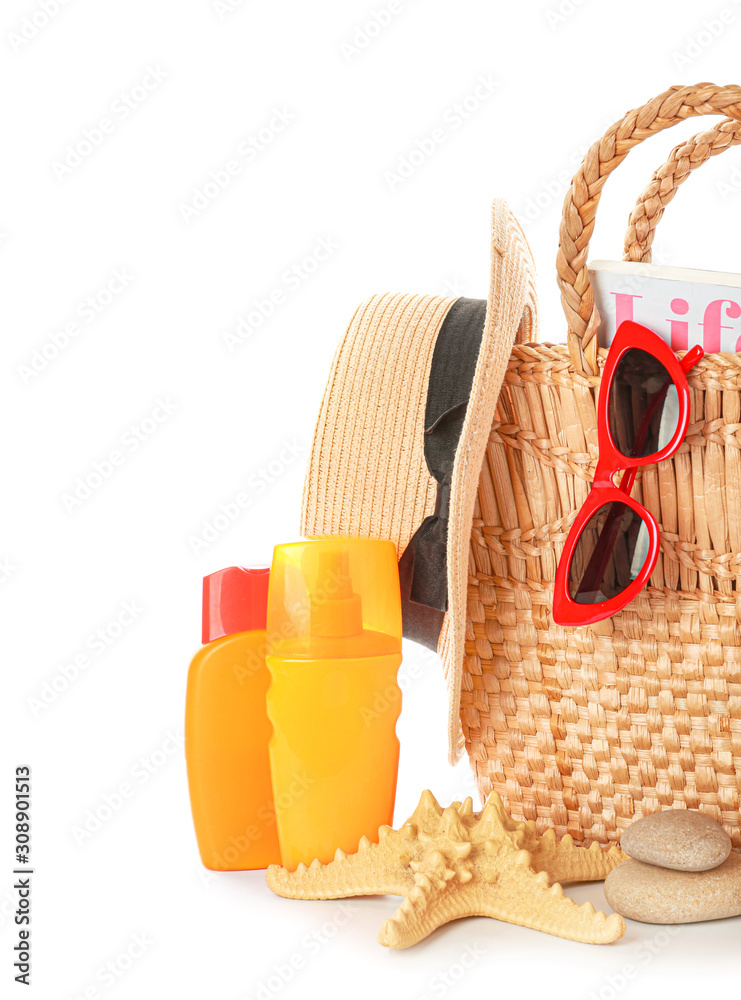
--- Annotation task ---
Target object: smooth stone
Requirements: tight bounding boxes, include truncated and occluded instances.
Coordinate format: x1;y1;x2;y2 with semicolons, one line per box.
621;809;732;872
604;854;741;924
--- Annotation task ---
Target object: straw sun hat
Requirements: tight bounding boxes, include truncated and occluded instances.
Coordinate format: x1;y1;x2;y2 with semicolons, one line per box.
301;200;538;762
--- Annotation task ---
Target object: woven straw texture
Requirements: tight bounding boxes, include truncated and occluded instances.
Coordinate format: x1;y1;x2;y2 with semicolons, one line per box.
302;292;453;552
462;84;741;847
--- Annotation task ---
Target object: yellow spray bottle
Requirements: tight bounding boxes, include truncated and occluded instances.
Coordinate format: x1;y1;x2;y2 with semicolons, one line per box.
266;538;402;871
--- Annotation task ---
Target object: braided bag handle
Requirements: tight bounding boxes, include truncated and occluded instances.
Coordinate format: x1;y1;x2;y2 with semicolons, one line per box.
557;83;741;375
624;117;741;263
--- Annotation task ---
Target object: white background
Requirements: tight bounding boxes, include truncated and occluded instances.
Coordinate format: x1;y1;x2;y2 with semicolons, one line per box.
5;1;741;997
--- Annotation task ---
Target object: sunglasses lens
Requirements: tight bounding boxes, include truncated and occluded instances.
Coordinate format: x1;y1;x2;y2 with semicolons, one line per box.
568;502;651;604
608;348;679;458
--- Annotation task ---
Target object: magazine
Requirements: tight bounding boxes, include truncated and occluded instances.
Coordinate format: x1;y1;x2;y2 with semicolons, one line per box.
589;260;741;352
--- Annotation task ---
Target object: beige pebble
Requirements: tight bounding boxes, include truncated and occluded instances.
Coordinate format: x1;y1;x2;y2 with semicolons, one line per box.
620;809;731;872
604;854;741;924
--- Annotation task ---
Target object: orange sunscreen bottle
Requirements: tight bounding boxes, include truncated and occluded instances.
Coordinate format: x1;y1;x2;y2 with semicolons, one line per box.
185;566;281;870
266;539;402;871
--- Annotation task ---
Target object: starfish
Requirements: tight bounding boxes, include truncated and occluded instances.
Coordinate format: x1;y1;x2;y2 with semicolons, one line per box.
266;790;627;948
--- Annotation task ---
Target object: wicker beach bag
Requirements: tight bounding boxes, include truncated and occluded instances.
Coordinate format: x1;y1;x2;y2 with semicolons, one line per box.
462;83;741;848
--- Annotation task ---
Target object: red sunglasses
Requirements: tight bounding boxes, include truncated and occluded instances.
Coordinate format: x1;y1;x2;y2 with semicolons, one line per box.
553;320;703;627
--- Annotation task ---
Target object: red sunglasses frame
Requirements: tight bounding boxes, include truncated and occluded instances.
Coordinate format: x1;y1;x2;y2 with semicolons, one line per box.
553;320;703;627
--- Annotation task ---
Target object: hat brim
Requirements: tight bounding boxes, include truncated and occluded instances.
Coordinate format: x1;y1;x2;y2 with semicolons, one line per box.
440;200;537;763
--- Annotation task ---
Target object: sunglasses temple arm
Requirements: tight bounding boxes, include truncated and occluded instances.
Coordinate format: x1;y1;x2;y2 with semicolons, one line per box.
620;346;703;473
681;345;703;373
617;346;703;495
581;367;684;595
575;389;654;597
575;376;667;599
574;503;626;600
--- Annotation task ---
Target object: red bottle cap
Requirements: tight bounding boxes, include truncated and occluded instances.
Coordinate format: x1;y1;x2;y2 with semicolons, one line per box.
202;566;270;644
